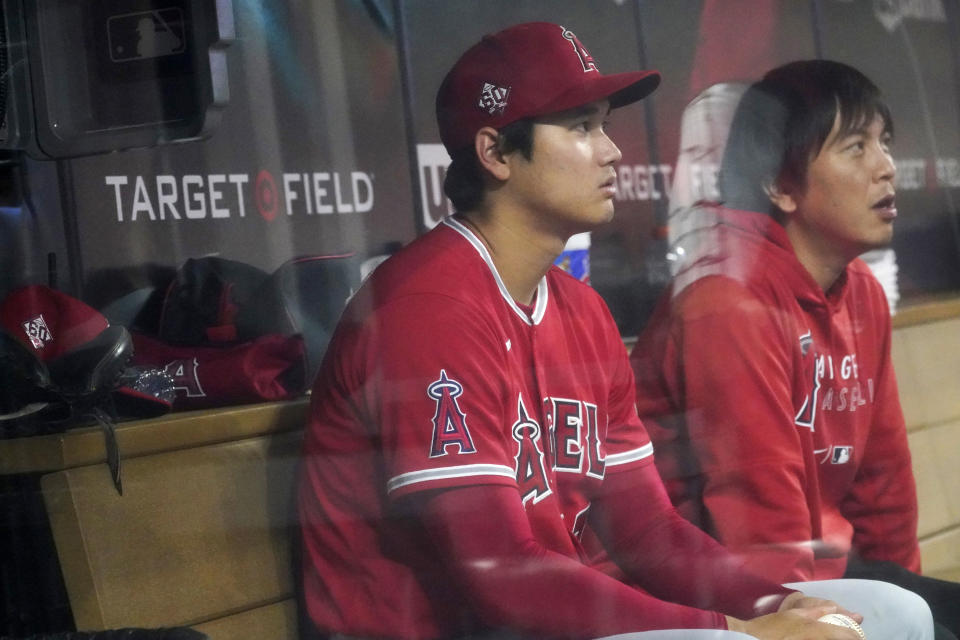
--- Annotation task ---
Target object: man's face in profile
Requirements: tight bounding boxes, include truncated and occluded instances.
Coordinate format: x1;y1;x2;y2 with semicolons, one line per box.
780;112;897;262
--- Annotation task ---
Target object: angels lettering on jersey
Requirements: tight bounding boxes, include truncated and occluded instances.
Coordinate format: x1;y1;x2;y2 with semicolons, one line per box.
812;353;874;413
512;394;551;504
795;331;878;466
426;369;606;504
796;332;877;427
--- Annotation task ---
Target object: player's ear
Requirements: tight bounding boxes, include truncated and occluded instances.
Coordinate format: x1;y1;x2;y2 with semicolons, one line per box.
765;181;797;214
475;127;511;181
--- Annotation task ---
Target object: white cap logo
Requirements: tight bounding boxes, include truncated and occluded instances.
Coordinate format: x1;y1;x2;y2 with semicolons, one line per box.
478;82;510;115
22;314;52;350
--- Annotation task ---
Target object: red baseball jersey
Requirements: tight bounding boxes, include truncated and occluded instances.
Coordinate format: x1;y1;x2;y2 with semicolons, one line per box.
631;206;920;583
298;218;654;638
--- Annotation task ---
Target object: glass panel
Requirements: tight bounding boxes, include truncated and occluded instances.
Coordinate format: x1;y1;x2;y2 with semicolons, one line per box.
64;0;416;306
817;0;960;301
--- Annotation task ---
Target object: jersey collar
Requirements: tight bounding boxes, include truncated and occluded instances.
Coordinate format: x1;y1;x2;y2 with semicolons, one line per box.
444;217;549;326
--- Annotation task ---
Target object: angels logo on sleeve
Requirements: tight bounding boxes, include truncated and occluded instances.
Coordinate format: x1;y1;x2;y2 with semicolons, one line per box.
428;370;477;457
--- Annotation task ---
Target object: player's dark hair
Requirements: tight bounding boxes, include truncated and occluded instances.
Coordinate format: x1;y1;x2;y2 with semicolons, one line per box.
443;119;535;213
719;59;892;218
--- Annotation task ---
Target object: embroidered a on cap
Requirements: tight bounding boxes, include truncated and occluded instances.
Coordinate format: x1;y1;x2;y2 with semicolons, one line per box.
561;27;598;72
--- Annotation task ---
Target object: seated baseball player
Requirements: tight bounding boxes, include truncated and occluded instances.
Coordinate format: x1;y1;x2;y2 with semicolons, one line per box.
631;59;958;639
298;24;933;640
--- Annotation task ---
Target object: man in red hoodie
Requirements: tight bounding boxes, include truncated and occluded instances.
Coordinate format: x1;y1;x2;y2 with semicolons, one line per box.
632;59;960;639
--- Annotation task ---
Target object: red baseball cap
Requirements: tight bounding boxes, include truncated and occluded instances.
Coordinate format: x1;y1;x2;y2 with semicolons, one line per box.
0;285;171;417
436;22;661;153
0;285;109;361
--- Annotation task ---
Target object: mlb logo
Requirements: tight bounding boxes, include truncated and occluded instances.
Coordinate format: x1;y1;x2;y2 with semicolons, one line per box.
22;314;52;350
831;446;853;464
478;82;510;115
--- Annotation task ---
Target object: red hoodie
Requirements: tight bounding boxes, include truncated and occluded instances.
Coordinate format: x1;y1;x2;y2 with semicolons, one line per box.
631;205;921;583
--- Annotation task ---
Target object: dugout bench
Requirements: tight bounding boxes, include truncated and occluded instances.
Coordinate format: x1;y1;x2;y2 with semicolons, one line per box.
0;301;957;639
0;398;308;640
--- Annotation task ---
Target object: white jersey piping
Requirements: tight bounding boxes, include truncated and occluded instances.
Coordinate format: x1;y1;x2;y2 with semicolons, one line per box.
604;442;654;467
444;217;549;326
387;463;516;494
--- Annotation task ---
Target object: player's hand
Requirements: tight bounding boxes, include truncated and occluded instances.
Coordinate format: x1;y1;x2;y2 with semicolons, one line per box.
726;607;862;639
777;591;863;624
